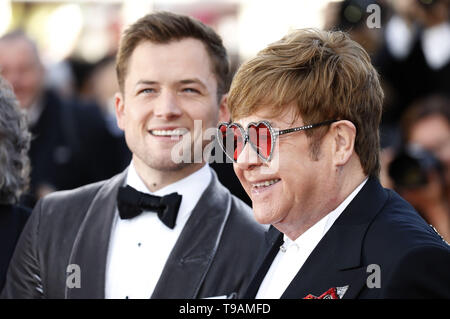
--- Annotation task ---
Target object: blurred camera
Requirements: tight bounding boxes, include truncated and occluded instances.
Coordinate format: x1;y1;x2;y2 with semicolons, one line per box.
417;0;439;9
388;144;443;189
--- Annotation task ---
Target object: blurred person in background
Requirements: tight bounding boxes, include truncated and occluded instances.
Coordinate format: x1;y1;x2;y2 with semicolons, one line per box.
0;30;129;207
373;0;450;196
68;54;131;172
389;95;450;242
0;76;31;291
323;0;387;55
374;0;450;128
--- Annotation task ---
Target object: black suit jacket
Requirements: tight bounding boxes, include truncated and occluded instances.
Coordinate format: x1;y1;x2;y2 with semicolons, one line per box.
245;177;450;299
0;204;31;291
1;168;265;299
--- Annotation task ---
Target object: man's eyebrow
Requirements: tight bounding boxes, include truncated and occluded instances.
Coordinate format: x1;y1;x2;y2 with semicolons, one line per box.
179;78;207;88
134;79;207;89
135;80;158;86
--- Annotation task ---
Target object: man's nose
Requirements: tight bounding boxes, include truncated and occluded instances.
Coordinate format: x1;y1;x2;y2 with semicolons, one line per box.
235;141;263;171
153;90;183;120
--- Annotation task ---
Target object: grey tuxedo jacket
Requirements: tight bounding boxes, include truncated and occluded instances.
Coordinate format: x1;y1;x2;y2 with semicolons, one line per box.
1;168;266;299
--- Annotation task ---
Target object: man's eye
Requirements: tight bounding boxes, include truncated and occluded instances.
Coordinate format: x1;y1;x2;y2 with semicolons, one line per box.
182;88;200;94
139;88;156;94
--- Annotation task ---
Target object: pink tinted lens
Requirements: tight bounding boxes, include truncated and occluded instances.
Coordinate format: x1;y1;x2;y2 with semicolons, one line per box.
218;124;244;162
231;125;244;161
248;122;272;160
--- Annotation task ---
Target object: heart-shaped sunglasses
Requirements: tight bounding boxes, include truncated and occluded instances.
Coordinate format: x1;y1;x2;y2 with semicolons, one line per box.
217;119;338;162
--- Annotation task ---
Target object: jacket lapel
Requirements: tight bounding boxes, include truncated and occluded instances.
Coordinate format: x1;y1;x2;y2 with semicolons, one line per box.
151;169;232;298
280;223;369;299
65;170;127;299
281;177;389;299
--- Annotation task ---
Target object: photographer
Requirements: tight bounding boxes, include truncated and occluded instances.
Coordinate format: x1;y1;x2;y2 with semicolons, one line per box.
389;145;450;242
390;95;450;242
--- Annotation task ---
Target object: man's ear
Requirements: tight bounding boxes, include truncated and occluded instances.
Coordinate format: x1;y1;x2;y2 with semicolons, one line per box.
218;94;230;124
331;120;356;167
114;91;126;131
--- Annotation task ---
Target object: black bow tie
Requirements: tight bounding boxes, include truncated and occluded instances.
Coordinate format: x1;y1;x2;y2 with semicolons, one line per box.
117;185;182;229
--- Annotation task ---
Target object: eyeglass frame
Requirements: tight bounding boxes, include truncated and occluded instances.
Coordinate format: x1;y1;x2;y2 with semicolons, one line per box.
216;119;338;163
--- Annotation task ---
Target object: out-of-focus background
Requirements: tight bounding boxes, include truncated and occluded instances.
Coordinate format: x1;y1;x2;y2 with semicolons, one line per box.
0;0;449;240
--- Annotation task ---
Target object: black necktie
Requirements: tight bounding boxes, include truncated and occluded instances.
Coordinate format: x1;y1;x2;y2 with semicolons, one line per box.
117;185;182;229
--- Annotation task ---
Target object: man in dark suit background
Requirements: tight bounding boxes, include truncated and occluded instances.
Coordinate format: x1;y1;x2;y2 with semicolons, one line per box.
0;76;31;291
1;12;265;299
219;28;450;298
0;31;130;208
373;0;450;127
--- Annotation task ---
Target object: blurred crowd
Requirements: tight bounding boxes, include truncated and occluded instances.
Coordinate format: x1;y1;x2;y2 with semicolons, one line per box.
0;0;449;242
0;31;131;209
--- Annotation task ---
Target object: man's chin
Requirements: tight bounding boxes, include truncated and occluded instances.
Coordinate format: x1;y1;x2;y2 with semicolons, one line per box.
146;159;191;172
252;207;275;225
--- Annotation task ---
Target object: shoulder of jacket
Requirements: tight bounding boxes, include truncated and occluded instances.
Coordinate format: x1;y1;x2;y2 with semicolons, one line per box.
364;189;448;258
42;179;106;204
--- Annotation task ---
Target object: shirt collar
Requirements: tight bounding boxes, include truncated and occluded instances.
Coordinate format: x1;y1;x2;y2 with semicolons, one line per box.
283;216;328;252
126;162;212;221
26;99;44;127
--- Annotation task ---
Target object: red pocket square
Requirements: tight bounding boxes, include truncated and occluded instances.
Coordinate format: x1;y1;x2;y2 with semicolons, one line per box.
303;285;349;299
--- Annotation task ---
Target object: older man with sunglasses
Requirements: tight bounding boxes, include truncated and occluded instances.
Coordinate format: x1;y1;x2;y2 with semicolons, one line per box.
217;29;450;299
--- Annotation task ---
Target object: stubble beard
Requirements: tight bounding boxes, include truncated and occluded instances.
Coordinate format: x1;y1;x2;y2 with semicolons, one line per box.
140;139;208;173
145;157;190;172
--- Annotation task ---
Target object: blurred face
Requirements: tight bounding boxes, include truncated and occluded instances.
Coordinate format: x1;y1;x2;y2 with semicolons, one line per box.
116;38;226;174
409;115;450;189
0;38;44;109
233;105;335;231
409;115;450;169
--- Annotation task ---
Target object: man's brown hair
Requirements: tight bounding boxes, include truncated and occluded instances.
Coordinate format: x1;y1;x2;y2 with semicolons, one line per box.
401;95;450;143
228;29;384;177
116;11;230;98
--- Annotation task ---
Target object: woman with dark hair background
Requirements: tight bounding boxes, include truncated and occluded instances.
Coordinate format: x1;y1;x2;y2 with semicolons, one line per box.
0;76;32;291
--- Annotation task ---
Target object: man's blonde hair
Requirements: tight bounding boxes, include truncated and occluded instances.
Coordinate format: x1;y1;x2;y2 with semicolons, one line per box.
228;29;384;177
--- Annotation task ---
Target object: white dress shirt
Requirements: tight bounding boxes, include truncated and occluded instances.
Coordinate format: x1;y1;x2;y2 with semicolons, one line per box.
105;162;212;299
386;16;450;70
421;22;450;70
255;178;368;299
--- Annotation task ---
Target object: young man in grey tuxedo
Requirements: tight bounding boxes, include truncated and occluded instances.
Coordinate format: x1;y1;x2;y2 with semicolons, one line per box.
1;12;265;299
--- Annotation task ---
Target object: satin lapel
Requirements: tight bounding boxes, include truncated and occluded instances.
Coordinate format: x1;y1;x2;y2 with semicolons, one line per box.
281;177;389;299
244;226;283;298
65;171;127;299
151;170;232;299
